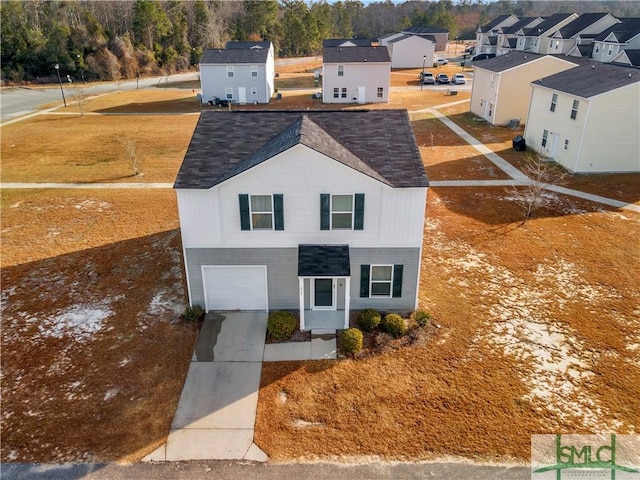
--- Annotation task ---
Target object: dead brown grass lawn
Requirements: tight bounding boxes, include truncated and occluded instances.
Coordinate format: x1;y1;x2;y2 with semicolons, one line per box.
255;188;640;463
1;189;196;463
78;89;201;114
1;114;197;183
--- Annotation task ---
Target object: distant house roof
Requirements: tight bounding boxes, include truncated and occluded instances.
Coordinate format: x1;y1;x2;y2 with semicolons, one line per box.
557;13;612;39
387;34;433;45
595;17;640;43
174;110;428;189
200;41;272;64
403;25;449;34
613;49;640;67
532;62;640;98
323;46;390;63
501;17;541;34
521;13;576;37
474;52;574;72
323;38;373;47
479;14;515;33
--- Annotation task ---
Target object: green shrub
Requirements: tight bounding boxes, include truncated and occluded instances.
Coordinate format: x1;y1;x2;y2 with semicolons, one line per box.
183;305;205;323
412;309;431;328
267;311;297;339
357;308;381;332
340;328;364;354
381;313;406;338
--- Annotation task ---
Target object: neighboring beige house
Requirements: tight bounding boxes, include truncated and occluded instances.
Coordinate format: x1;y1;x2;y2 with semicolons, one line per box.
475;14;518;55
494;17;544;55
514;13;578;54
383;34;435;68
470;52;578;126
524;62;640;173
322;46;391;104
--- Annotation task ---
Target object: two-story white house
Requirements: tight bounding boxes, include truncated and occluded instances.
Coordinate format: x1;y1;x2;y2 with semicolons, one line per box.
382;34;435;68
322;46;391;104
174;110;429;330
524;63;640;173
199;41;275;105
470;52;578;126
475;14;519;55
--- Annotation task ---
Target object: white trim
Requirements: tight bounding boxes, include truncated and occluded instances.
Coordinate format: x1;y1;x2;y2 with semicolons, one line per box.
344;277;351;328
299;277;305;330
330;193;354;230
201;265;268;312
182;245;193;306
369;264;393;298
248;193;274;231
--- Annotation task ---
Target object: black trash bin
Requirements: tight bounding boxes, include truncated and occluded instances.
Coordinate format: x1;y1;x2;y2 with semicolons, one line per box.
513;135;526;151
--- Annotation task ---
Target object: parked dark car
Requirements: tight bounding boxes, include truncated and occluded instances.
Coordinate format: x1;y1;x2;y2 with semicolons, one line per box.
471;53;496;61
208;97;233;107
435;73;450;84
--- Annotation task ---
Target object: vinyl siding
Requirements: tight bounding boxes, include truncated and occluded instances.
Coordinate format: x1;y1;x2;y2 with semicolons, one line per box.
322;62;391;103
185;246;420;312
388;36;435;68
200;63;271;104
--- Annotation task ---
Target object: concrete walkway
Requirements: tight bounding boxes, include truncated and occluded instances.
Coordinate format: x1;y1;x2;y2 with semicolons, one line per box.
263;329;337;362
144;312;268;463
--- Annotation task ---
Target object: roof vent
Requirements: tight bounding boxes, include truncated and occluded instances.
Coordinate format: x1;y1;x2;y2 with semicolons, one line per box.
629;73;632;78
592;65;595;69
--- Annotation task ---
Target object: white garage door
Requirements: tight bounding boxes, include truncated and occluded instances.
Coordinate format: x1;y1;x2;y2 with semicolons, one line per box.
202;266;268;311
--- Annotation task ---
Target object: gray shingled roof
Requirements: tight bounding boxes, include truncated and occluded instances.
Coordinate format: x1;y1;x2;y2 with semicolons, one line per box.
298;245;350;277
501;17;541;35
403;26;449;34
532;62;639;98
200;41;271;64
388;34;433;45
174;110;428;189
323;46;390;63
474;52;575;72
323;38;373;47
521;13;576;36
479;15;514;33
595;17;640;43
557;13;611;39
616;49;640;67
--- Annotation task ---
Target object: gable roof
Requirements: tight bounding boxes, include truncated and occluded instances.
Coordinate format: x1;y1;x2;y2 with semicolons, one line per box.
474;52;576;73
532;62;640;98
521;13;577;37
501;17;542;35
388;34;433;45
595;17;640;43
403;25;449;34
174;110;428;189
557;13;612;39
479;15;516;33
323;38;373;47
323;46;390;63
200;42;271;64
613;49;640;66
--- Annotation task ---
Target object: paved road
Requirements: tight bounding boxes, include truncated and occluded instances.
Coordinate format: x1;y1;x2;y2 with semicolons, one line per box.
0;72;199;122
1;461;531;480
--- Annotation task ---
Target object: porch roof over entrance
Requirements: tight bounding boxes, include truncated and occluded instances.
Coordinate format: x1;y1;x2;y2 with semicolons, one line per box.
298;245;350;277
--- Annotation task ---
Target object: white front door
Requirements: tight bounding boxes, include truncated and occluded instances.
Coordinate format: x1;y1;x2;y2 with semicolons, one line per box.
312;278;335;310
238;87;247;105
357;86;366;104
550;132;561;159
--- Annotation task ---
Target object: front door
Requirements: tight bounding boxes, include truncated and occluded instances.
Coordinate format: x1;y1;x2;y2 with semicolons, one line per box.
357;86;366;104
313;278;334;309
238;87;247;105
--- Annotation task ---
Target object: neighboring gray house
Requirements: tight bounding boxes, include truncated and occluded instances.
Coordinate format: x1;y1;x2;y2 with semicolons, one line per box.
591;17;640;63
174;110;429;330
199;41;275;105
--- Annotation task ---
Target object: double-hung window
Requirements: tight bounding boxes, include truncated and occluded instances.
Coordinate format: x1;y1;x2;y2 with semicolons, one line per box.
225;88;233;100
227;66;234;78
570;99;579;120
550;93;557;112
320;193;364;230
333;87;340;98
542;129;549;148
238;194;284;231
360;264;403;298
250;65;258;77
341;87;347;98
377;87;384;98
338;65;344;76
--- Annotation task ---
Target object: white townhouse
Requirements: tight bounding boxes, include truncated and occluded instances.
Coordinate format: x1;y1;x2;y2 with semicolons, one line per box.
199;41;275;105
322;46;391;104
592;18;640;63
174;110;429;330
547;13;619;55
524;63;640;173
514;13;578;54
383;34;435;68
494;17;544;56
470;52;577;126
475;14;519;55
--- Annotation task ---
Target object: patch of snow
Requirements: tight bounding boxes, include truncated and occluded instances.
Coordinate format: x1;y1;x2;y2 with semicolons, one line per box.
119;358;131;367
292;419;324;428
41;303;113;340
279;390;288;404
74;199;112;211
103;388;120;401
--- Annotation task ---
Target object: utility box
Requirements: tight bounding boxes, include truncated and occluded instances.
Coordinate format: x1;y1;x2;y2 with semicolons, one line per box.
513;135;526;151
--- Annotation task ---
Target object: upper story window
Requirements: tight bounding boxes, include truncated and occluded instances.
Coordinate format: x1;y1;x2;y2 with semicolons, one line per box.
564;139;569;150
320;193;364;230
490;74;495;89
227;66;234;78
595;44;600;54
570;99;579;120
251;65;258;77
554;40;560;50
239;194;284;231
338;65;344;76
607;45;613;56
550;93;557;112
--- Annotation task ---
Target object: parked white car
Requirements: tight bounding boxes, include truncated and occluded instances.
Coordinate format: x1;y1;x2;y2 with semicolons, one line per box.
451;74;466;85
435;58;449;66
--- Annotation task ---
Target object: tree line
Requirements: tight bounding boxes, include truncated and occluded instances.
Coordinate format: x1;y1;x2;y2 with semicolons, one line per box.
2;0;638;84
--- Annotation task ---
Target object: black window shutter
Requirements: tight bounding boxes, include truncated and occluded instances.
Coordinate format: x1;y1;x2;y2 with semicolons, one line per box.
354;193;365;230
360;264;370;297
239;194;250;231
320;194;330;230
273;194;284;230
392;264;403;298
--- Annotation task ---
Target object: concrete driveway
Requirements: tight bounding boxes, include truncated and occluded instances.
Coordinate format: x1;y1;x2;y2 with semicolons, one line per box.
145;311;268;462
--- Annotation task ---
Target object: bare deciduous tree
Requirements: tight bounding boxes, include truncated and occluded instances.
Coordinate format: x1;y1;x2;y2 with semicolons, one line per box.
119;137;141;176
509;154;568;220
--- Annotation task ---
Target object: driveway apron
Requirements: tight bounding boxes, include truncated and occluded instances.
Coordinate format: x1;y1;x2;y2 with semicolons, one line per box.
144;311;268;462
